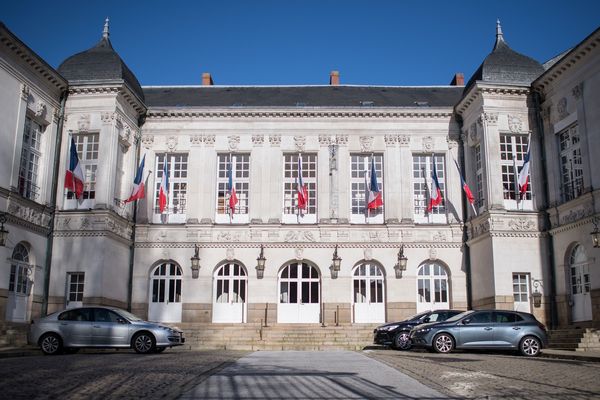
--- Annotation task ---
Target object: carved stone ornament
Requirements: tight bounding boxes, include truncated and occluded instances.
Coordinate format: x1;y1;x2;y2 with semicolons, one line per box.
359;136;374;153
204;135;215;146
295;248;304;260
318;135;331;146
190;135;203;145
20;84;30;101
252;134;264;146
363;248;373;261
228;135;240;151
447;139;458;149
432;231;447;242
483;112;498;125
508;218;535;231
469;123;478;143
294;136;306;152
557;97;568;120
226;248;235;261
398;135;410;146
101;112;114;124
422;136;433;152
269;135;281;146
35;102;47;118
508;115;523;133
336;135;349;145
78;114;90;132
384;135;397;146
119;126;131;148
428;248;437;261
572;83;583;100
141;135;154;149
52;108;61;123
166;136;178;151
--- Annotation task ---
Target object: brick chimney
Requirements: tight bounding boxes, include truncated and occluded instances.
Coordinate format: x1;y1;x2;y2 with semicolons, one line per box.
450;73;464;86
329;70;340;86
202;72;214;86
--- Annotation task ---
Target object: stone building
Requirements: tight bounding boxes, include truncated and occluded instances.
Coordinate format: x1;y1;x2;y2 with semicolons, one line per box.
0;19;598;329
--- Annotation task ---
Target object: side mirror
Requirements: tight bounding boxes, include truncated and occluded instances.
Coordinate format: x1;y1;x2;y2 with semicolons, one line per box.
423;317;430;323
117;318;127;324
462;318;471;325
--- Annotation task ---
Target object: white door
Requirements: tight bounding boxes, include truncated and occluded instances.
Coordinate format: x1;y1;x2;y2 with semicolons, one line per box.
512;273;531;313
570;245;592;322
278;262;320;323
416;262;449;313
352;263;385;323
6;244;31;322
148;262;182;323
212;262;247;323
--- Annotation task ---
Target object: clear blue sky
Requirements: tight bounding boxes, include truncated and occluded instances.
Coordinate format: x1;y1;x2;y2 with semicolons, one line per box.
3;1;599;86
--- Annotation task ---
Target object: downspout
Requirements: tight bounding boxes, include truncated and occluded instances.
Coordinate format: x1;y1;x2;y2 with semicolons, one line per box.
456;117;473;309
533;91;558;329
41;89;67;316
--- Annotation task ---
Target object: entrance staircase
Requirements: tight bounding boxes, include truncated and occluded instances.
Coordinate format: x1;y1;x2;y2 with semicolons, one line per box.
548;327;600;351
177;323;379;351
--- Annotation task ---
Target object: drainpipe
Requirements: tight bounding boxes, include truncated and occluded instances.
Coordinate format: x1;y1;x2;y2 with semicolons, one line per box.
533;91;558;329
41;90;67;316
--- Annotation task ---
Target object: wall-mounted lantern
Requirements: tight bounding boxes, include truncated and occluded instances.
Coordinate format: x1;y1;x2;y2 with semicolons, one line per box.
0;213;8;247
256;245;266;279
532;279;543;308
394;244;408;279
190;244;201;279
591;218;600;248
330;245;341;279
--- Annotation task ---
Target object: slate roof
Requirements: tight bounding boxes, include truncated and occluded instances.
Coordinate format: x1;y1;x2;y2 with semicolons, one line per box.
58;36;144;102
142;85;464;108
465;23;544;92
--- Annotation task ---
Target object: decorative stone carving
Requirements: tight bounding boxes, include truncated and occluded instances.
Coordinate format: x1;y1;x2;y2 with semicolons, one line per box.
119;126;131;148
363;248;373;261
432;231;447;242
204;135;215;146
508;115;523;133
78;114;90;132
428;248;437;261
35;102;47;118
483;112;498;125
398;135;410;146
469;123;478;143
190;135;203;145
508;218;535;231
359;136;374;153
318;135;330;146
141;135;154;149
20;84;30;101
572;83;583;100
477;115;484;127
557;97;568;120
52;109;61;123
226;248;235;261
228;135;240;151
269;135;281;146
252;134;264;146
295;248;304;260
422;136;433;152
101;112;114;124
336;135;349;145
166;136;178;151
447;139;458;149
294;135;306;152
384;135;397;146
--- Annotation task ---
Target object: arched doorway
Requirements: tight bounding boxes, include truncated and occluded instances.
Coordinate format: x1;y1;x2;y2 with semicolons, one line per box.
148;262;182;322
569;244;592;322
278;261;320;323
416;261;449;312
212;262;247;323
6;243;31;322
352;262;385;323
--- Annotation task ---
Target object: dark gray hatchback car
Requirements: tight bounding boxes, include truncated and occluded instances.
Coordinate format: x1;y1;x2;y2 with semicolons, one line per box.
409;310;548;356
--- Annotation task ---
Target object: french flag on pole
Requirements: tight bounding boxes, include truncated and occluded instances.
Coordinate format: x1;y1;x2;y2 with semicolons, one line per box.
159;158;169;213
517;145;531;197
64;137;84;199
227;157;238;214
427;158;443;212
367;157;383;210
124;154;146;203
453;158;475;205
296;155;308;211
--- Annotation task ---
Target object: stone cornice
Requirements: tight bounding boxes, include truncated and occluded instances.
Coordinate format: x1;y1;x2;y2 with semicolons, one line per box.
455;84;531;116
135;242;463;249
68;83;146;115
5;192;54;235
54;210;133;244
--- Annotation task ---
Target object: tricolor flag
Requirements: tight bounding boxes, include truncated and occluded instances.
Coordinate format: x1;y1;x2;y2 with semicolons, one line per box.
64;137;85;199
124;154;146;203
427;158;443;212
159;158;169;213
367;157;383;210
517;144;531;197
227;156;238;214
453;158;475;205
296;155;308;211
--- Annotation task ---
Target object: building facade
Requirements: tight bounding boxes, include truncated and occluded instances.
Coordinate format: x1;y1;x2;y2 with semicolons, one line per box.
1;19;599;329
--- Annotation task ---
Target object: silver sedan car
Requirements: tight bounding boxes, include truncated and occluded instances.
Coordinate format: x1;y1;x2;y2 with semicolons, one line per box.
28;306;185;355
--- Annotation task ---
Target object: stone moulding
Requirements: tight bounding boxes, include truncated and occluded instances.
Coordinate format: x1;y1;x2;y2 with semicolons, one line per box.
134;242;462;249
145;110;455;120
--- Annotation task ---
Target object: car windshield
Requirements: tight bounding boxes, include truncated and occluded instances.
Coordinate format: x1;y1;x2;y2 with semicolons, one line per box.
406;311;431;321
114;309;144;321
444;310;473;322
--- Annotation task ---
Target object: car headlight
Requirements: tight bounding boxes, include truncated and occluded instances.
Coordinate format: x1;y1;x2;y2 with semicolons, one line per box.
381;325;399;331
159;326;175;333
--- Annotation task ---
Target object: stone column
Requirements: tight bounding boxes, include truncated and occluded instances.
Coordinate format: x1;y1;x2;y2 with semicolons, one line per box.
398;135;413;222
9;84;30;191
480;112;504;209
384;134;401;223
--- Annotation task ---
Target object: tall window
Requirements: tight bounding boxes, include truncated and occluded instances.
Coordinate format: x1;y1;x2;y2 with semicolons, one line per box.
474;144;484;209
9;243;29;295
18;117;43;200
417;262;449;312
67;272;85;303
413;154;446;223
559;124;583;202
500;134;531;208
154;154;187;223
151;263;182;304
283;154;317;223
216;154;249;223
66;133;99;202
350;154;383;223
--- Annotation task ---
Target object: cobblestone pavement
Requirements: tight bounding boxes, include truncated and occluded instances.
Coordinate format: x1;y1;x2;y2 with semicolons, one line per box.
366;349;600;399
0;349;247;399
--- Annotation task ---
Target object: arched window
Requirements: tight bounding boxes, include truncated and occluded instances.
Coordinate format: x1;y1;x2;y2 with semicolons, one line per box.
151;262;182;304
569;244;592;321
278;262;320;323
215;263;247;304
9;244;30;295
352;262;385;323
416;262;449;312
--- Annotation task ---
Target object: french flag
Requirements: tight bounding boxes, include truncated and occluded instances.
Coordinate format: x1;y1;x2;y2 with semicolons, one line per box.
427;159;443;212
124;154;146;203
517;146;531;196
64;137;84;199
453;158;475;205
296;155;308;211
227;157;238;214
367;157;383;210
159;158;169;213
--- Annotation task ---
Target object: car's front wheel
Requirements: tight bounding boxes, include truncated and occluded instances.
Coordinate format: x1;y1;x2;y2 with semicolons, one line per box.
132;332;156;354
519;336;541;357
40;333;63;355
432;333;454;354
393;331;412;350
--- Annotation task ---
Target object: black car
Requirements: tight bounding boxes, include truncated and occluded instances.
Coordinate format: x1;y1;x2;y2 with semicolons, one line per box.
373;309;464;350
